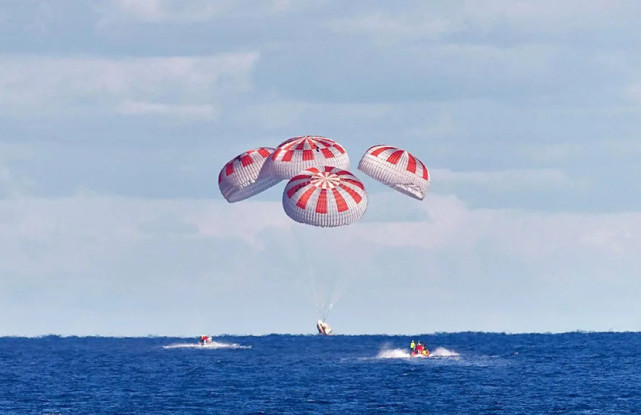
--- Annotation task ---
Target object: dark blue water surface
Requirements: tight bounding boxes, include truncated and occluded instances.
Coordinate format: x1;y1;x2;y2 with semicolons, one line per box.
1;333;640;414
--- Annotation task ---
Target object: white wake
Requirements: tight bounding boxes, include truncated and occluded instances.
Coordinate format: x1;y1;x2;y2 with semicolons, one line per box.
430;347;459;357
162;341;251;350
376;347;459;359
377;348;411;359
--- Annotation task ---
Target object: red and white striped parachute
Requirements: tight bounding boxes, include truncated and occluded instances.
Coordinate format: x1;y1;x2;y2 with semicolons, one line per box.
265;136;349;180
358;145;430;200
218;147;281;203
283;166;367;227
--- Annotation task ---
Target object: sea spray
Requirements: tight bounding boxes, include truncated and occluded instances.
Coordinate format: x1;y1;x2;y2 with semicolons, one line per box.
376;348;411;359
163;341;251;350
430;347;459;358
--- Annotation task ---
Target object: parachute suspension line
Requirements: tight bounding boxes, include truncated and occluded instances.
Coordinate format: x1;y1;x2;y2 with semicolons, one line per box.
292;226;329;321
321;302;334;322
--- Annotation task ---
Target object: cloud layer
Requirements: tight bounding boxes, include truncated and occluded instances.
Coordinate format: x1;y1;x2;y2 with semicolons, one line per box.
0;54;258;119
1;194;639;336
1;1;640;335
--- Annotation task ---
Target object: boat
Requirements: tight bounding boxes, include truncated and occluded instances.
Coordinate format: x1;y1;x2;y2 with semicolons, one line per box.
199;335;213;345
410;348;430;357
409;340;430;357
316;320;332;335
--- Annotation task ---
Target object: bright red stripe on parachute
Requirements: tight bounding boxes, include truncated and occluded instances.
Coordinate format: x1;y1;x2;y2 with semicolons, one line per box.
316;189;328;214
334;144;346;154
257;148;270;157
280;141;295;151
241;155;253;166
282;150;294;162
290;173;311;182
386;150;404;165
341;178;364;190
332;188;348;212
296;186;316;210
295;140;307;151
302;149;314;161
321;148;335;158
419;161;428;179
339;183;362;203
370;146;395;157
324;166;335;173
286;180;311;198
407;154;417;173
271;148;282;160
225;162;234;177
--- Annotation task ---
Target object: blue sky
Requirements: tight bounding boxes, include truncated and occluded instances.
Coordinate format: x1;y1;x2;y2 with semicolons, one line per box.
1;0;640;336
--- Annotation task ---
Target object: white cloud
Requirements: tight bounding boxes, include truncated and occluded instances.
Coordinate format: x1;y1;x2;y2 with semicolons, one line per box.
1;0;641;335
245;100;394;130
97;0;323;23
0;165;17;197
0;53;259;118
601;138;641;157
424;113;456;137
519;143;586;163
101;0;228;23
327;1;641;43
0;142;33;162
1;193;640;335
626;83;641;106
433;168;574;191
359;194;640;260
0;144;33;197
246;101;314;130
461;0;639;32
406;112;457;140
327;11;457;42
0;196;289;276
116;100;220;120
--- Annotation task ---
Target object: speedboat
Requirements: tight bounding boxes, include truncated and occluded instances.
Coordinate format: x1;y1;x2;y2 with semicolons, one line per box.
410;348;430;357
410;342;430;357
199;335;213;345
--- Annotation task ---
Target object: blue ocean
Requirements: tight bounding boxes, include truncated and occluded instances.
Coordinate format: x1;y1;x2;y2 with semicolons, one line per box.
1;333;639;414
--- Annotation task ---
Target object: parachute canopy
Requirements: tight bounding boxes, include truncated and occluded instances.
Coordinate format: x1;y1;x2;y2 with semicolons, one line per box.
282;166;367;227
358;145;430;200
218;147;281;203
265;136;350;180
